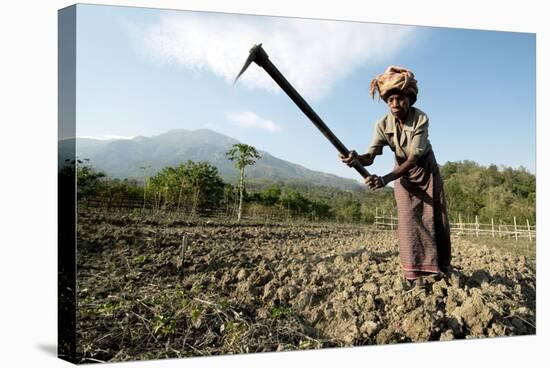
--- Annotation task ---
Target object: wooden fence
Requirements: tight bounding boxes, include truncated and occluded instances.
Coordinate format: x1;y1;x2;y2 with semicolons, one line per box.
80;197;144;210
79;198;324;224
79;198;535;241
374;208;536;241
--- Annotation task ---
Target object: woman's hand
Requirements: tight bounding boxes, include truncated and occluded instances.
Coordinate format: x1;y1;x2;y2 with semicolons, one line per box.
365;175;386;190
339;150;359;167
339;151;374;167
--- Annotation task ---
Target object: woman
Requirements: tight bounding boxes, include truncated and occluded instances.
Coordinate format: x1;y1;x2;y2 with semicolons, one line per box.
341;66;451;289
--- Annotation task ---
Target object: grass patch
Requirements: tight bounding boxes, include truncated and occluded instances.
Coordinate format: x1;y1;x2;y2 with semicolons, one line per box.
96;299;127;316
152;315;177;337
270;305;293;319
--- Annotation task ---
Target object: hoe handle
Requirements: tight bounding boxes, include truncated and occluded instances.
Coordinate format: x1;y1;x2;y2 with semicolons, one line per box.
253;47;371;179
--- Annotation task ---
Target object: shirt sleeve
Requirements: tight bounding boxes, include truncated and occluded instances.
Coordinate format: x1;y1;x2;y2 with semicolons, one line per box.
409;114;429;157
366;120;387;156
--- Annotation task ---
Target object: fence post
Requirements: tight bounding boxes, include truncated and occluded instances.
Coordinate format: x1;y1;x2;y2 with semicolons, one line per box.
375;207;378;229
475;216;479;238
459;213;463;235
526;219;532;242
390;213;394;231
513;216;518;241
491;218;495;238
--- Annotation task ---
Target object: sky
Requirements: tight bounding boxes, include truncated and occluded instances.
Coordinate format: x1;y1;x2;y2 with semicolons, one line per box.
74;4;536;181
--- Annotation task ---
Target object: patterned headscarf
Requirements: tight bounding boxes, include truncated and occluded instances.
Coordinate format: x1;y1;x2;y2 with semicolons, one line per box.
369;65;418;105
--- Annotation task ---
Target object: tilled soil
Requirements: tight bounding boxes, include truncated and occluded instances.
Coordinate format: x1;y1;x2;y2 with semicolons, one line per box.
75;211;536;363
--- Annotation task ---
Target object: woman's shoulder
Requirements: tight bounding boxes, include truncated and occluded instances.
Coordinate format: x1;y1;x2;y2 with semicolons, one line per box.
411;107;429;120
410;107;429;126
373;114;389;128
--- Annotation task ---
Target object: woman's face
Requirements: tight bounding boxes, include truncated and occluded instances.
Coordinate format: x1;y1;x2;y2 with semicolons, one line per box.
387;93;410;120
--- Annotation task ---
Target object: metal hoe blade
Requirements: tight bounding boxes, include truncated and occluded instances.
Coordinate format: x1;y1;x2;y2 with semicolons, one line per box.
234;43;264;84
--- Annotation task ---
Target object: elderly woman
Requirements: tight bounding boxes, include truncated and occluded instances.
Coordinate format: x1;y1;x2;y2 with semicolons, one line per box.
341;66;451;289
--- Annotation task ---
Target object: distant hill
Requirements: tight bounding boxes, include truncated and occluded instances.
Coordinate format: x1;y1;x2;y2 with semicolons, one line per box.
59;128;362;190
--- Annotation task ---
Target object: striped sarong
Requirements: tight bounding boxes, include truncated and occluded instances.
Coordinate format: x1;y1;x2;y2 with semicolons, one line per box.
393;150;451;280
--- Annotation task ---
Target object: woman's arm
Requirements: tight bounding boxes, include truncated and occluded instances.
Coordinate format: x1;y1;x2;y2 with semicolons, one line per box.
366;153;417;190
339;151;376;167
383;154;417;182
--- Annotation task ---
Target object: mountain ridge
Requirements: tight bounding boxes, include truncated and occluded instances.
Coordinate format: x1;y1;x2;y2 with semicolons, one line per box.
59;128;362;190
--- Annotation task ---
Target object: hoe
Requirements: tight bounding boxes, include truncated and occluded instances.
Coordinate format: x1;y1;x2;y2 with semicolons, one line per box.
234;43;371;180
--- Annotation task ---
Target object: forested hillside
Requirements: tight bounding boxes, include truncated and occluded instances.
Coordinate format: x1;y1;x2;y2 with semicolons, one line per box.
440;161;535;223
65;158;535;224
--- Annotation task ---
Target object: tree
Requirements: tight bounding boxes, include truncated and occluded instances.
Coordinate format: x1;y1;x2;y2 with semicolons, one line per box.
309;200;332;220
183;161;225;215
336;200;362;223
226;143;262;221
147;161;225;214
75;159;106;198
258;186;282;206
280;190;310;215
439;160;535;223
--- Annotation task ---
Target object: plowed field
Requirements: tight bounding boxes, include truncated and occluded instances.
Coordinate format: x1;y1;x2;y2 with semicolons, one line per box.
75;211;535;363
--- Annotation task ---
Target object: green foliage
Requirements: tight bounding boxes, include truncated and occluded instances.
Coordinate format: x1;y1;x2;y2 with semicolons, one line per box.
72;156;534;226
270;305;292;319
190;308;203;327
152;315;176;337
253;186;282;206
76;159;106;197
440;161;535;223
148;160;225;214
277;190;334;220
226;143;262;221
96;299;126;317
100;178;143;201
336;200;362;223
244;181;393;223
309;200;332;219
67;158;143;203
133;255;149;265
221;321;247;347
280;190;310;213
226;143;262;171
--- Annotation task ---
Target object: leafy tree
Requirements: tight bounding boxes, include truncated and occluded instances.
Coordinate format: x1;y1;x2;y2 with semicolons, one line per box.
336;200;362;222
148;161;225;214
69;155;535;226
309;200;332;220
280;190;310;215
226;143;262;221
184;161;225;215
440;161;535;223
257;186;282;206
75;159;106;198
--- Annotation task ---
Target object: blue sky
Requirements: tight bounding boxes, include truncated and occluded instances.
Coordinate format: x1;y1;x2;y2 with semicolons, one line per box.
75;4;536;181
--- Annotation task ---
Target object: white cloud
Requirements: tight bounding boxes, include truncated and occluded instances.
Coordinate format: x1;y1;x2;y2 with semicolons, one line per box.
133;13;414;100
226;111;280;132
78;134;136;140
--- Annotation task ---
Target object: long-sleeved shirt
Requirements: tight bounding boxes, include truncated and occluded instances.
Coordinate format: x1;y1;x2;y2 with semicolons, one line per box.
366;107;432;159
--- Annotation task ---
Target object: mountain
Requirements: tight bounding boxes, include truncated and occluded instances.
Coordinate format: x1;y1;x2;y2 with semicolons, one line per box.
59;128;362;190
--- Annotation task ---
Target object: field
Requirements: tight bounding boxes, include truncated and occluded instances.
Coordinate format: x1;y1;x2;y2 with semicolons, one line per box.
75;209;536;363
